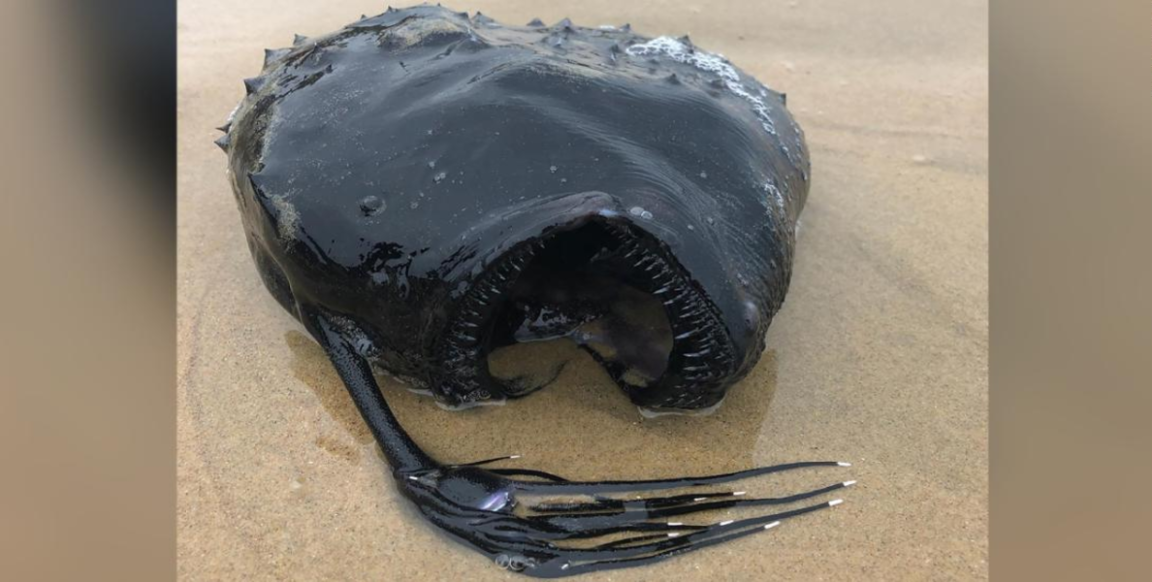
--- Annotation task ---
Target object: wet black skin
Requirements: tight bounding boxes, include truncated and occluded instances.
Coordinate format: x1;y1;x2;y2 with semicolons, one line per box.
219;5;852;576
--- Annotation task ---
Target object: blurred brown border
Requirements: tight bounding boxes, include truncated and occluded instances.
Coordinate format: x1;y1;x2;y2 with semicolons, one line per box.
1;0;176;580
1;0;1149;580
991;0;1151;579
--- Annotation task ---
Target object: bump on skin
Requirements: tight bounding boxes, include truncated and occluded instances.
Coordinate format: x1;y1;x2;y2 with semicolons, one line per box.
263;48;290;68
243;76;265;95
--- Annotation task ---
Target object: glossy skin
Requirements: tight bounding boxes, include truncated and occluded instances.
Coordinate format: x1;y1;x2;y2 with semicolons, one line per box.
310;306;851;577
219;6;850;577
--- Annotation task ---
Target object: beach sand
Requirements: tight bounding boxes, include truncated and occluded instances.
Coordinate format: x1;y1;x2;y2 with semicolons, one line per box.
178;1;987;579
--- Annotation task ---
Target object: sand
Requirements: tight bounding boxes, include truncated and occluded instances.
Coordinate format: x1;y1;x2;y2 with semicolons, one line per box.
177;1;987;579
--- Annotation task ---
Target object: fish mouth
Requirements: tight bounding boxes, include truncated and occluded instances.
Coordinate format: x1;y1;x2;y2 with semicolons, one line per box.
436;214;736;411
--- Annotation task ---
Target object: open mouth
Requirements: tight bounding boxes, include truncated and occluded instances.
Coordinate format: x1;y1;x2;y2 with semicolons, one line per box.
436;216;736;410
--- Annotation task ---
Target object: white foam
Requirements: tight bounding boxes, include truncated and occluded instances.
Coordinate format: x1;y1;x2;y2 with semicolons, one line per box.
626;37;777;135
763;180;785;213
269;194;300;241
638;397;725;418
435;396;508;411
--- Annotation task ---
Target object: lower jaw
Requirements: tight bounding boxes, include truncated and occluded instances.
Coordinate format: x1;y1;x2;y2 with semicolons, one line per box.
434;216;736;411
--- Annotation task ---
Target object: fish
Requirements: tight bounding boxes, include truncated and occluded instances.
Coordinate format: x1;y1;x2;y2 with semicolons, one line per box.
217;4;852;576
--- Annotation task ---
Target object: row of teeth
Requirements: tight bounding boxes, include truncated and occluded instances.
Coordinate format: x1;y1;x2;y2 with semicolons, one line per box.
437;239;547;399
594;223;736;406
439;222;733;408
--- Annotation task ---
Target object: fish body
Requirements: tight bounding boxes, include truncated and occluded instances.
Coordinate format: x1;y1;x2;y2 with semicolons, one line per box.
221;5;809;411
217;10;841;575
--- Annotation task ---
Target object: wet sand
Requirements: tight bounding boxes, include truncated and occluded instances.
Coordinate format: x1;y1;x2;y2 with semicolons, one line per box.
178;1;987;579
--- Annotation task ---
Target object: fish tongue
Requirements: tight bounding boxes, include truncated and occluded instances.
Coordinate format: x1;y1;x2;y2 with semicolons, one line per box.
571;285;674;387
506;269;674;389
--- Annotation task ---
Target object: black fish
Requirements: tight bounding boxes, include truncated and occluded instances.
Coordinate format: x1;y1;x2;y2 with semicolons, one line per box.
218;5;851;577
